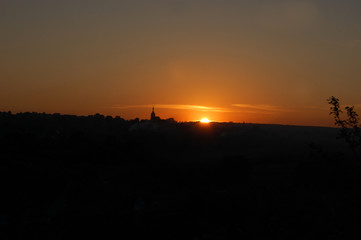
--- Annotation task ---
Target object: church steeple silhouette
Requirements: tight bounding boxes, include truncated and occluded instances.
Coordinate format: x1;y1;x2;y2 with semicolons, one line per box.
151;106;156;120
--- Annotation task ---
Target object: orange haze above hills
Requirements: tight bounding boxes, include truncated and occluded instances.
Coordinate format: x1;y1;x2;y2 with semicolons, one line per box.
1;1;361;127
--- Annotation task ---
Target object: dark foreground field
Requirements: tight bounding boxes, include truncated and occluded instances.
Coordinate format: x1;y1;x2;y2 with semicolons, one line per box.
1;112;360;239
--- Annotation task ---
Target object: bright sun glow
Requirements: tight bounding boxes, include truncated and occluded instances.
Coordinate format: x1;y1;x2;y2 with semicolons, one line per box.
200;118;210;123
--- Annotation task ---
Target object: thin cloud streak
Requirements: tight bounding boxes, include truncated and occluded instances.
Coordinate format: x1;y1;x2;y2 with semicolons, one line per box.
112;104;328;115
232;104;295;113
112;104;232;113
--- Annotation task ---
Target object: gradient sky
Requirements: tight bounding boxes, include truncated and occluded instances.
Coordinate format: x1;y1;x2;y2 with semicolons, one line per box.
1;0;361;126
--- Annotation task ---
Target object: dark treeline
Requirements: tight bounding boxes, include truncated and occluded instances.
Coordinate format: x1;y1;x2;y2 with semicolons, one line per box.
1;111;360;239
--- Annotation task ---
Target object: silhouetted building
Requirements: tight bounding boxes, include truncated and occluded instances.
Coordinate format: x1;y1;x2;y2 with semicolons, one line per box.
165;118;176;123
150;106;161;121
151;106;155;120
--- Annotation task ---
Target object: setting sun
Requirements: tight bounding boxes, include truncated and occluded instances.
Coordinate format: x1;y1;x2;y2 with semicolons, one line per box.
200;118;210;123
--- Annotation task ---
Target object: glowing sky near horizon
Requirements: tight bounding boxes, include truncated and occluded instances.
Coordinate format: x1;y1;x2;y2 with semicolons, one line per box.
1;0;361;126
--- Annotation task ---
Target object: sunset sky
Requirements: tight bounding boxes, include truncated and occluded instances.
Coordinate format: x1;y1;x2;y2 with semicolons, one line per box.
1;0;361;126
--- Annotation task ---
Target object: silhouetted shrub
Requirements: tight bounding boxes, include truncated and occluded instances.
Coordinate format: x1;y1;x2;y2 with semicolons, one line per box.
328;96;361;160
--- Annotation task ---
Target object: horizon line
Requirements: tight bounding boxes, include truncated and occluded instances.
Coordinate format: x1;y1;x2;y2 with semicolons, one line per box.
0;110;335;128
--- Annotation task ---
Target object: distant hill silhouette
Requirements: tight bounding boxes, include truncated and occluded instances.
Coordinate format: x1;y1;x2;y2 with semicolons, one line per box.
1;111;360;239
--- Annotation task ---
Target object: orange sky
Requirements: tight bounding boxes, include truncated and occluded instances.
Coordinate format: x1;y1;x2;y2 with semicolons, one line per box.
1;0;361;126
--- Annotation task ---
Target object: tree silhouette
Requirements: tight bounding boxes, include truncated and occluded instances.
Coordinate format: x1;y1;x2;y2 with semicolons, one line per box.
327;96;361;161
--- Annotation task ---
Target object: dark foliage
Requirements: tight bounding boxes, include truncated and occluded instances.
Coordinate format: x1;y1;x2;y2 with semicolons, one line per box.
328;96;361;161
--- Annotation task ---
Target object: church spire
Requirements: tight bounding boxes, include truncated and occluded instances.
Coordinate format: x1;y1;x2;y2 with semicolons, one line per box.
151;105;156;120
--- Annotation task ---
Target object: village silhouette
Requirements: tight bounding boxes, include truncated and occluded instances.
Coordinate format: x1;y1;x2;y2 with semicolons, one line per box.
1;106;360;239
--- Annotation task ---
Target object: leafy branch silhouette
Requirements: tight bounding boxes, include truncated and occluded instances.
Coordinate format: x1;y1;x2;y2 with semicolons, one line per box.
327;96;361;161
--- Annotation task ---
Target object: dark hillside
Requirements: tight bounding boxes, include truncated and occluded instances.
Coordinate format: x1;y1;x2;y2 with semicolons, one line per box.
1;112;360;239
